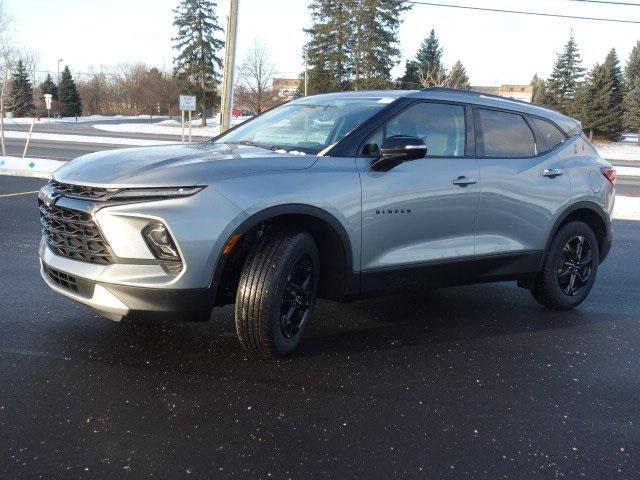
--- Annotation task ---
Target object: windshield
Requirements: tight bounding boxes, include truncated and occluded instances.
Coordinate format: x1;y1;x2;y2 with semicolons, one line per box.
214;97;395;155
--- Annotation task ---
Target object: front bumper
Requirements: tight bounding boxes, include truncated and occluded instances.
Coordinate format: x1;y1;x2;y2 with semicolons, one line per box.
38;185;248;320
41;256;213;321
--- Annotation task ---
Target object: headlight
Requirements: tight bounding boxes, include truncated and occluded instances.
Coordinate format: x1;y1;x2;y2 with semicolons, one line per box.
108;186;205;201
142;223;181;262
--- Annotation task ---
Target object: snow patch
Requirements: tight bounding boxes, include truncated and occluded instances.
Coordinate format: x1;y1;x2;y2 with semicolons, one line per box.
0;156;64;179
91;116;252;138
613;196;640;221
2;130;177;146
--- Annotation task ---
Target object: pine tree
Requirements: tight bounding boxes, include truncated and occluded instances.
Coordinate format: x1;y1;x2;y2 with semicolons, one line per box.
547;32;585;114
173;0;224;126
10;59;34;117
304;0;354;94
603;48;624;138
625;41;640;90
531;74;560;109
415;29;447;87
39;73;58;101
350;0;410;90
624;77;640;144
398;60;420;89
59;66;82;117
447;61;470;90
576;56;624;141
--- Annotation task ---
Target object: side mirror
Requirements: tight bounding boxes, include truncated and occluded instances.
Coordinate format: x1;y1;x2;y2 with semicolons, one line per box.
371;136;427;171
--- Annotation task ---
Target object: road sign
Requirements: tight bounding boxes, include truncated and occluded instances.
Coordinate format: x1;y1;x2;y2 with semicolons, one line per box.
44;94;52;110
179;95;197;111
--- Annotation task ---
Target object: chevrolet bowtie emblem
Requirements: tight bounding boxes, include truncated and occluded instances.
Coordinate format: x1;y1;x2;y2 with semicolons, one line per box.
38;184;59;207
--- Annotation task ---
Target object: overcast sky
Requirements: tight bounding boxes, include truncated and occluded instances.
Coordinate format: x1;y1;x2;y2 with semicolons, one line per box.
5;0;640;86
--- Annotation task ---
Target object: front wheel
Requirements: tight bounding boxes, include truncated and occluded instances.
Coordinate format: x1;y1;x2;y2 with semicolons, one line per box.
235;228;319;358
531;221;600;310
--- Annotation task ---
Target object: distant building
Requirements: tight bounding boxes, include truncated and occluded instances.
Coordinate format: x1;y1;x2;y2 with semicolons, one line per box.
471;84;534;103
272;78;300;100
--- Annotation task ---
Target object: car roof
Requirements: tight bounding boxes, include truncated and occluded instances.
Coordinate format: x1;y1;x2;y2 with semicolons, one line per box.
294;88;579;134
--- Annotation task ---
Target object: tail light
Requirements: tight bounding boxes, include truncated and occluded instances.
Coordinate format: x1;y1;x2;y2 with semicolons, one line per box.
601;167;617;185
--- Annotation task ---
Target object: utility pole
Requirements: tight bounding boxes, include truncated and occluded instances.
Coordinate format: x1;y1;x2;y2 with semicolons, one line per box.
57;59;63;117
304;50;308;97
220;0;239;133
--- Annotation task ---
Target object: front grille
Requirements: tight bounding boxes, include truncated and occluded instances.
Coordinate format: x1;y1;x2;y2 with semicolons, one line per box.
39;201;113;265
49;180;116;201
45;266;79;293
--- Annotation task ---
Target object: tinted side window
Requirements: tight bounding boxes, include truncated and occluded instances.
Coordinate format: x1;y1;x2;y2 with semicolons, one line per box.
530;117;566;152
479;109;536;158
363;102;466;157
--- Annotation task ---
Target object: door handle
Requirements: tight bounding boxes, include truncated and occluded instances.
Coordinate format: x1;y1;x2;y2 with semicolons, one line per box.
452;176;477;187
541;168;564;178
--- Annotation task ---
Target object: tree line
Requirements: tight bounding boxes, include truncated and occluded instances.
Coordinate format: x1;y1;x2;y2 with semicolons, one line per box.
532;33;640;141
303;1;469;94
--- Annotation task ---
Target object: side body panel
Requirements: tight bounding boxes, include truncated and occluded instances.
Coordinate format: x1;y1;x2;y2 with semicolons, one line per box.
476;140;574;256
357;156;480;270
212;156;363;272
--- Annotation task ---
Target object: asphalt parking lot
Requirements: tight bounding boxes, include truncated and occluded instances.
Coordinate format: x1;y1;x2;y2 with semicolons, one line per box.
1;175;639;479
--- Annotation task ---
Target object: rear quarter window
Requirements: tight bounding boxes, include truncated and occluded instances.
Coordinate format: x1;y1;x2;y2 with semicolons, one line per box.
479;109;536;158
530;117;566;153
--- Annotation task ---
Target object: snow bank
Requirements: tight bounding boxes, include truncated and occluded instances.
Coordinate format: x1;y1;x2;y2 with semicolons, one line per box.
595;134;640;162
3;114;169;125
2;130;177;146
0;156;65;179
613;196;640;221
91;116;252;138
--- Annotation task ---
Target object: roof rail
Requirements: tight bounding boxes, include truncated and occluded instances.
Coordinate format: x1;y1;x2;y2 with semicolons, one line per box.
420;86;539;107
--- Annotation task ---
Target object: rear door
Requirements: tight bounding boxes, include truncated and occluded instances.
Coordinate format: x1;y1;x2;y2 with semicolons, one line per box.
475;108;571;258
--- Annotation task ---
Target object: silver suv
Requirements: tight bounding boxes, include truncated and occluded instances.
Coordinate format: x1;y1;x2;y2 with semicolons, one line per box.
39;88;615;358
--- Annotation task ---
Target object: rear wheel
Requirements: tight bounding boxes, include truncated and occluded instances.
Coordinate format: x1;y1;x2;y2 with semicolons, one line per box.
531;221;599;310
235;227;319;358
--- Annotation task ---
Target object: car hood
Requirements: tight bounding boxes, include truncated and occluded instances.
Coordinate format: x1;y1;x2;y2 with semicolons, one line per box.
53;142;318;187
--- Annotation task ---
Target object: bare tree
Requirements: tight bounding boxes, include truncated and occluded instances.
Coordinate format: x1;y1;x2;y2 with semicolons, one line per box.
236;41;278;114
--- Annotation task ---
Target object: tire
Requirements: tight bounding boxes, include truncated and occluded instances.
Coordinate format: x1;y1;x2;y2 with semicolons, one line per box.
531;221;600;310
235;227;319;358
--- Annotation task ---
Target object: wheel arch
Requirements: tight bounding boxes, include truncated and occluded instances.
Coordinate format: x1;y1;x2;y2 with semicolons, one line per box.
545;201;611;264
211;204;358;306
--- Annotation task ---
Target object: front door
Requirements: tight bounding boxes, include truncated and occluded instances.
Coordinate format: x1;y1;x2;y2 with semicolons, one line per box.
357;101;480;284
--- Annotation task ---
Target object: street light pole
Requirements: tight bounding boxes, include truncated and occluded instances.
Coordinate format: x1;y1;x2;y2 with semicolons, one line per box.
57;58;63;117
220;0;239;133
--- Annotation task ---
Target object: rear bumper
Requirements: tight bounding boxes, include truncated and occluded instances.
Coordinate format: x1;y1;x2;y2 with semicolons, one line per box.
41;260;213;321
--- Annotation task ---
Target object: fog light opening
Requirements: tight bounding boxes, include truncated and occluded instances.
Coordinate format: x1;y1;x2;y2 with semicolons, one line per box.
142;223;181;263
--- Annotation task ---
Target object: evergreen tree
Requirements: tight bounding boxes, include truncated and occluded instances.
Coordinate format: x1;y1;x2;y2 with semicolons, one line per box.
39;73;58;101
532;74;559;109
415;29;447;87
10;59;34;117
547;32;585;114
58;66;82;117
576;56;624;141
398;60;420;89
625;41;640;91
304;0;354;94
447;61;470;90
350;0;410;90
624;77;640;144
603;48;624;138
173;0;224;126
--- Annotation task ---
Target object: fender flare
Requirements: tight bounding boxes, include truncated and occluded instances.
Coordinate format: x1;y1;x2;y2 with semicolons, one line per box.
210;204;357;302
544;201;611;262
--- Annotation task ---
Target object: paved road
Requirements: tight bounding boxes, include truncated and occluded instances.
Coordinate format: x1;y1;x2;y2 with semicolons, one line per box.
1;175;639;479
3;138;124;161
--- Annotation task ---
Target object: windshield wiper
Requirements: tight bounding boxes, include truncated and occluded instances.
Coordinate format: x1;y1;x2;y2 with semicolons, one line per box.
224;140;272;150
